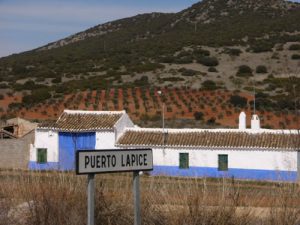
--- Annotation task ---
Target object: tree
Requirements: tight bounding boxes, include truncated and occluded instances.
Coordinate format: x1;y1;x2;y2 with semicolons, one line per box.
229;95;248;108
194;111;204;120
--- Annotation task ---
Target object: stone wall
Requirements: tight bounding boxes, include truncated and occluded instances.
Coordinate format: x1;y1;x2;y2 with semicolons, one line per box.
0;132;34;169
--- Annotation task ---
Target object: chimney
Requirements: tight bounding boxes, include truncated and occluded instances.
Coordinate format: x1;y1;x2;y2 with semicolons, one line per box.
239;112;246;130
251;114;260;130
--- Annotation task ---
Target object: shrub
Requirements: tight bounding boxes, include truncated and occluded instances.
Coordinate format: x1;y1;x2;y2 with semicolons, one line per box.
194;48;210;56
180;68;198;76
8;102;23;110
208;67;217;72
250;41;273;53
256;65;268;74
229;95;248;108
159;55;175;63
174;56;193;64
22;88;51;105
194;111;204;120
161;77;184;82
289;44;300;50
52;77;62;83
202;80;217;90
291;54;300;60
206;117;216;125
197;57;219;67
223;48;242;56
236;65;253;77
134;76;149;86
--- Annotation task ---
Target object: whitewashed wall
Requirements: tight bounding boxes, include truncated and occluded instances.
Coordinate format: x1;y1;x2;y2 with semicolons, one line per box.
153;148;297;171
31;130;59;162
96;132;116;149
114;113;135;140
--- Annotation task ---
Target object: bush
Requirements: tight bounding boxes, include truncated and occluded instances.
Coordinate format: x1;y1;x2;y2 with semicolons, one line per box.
8;102;23;110
236;65;253;77
256;65;268;74
134;76;149;86
22;88;51;105
52;77;62;83
250;40;274;53
194;48;210;56
206;117;216;125
223;48;242;56
202;80;218;90
291;54;300;60
208;67;217;72
197;57;219;67
159;55;175;63
174;56;193;64
194;111;204;120
229;95;248;108
289;44;300;50
179;68;198;76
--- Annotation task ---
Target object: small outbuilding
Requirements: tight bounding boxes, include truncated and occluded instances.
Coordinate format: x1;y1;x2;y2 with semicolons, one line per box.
30;110;134;170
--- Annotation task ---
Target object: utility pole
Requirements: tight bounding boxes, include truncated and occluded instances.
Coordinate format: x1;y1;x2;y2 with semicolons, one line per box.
157;90;165;145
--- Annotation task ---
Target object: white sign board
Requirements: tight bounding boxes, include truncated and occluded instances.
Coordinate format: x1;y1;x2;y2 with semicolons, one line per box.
76;149;153;175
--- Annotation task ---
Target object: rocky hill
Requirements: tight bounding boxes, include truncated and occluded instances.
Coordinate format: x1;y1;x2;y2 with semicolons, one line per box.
0;0;299;123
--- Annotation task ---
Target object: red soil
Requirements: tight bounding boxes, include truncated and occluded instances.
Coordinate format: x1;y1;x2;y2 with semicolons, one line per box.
0;88;298;129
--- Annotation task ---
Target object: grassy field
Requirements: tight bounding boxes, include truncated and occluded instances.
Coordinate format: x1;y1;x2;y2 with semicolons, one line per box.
1;170;300;225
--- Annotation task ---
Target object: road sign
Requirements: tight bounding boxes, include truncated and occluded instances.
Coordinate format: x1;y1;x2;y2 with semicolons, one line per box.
76;148;153;225
76;149;153;175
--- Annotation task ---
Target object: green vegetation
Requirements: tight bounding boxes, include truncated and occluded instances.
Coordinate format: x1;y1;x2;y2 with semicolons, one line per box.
202;80;218;90
208;67;217;72
223;48;242;56
179;68;199;76
193;111;204;120
289;44;300;50
197;56;219;67
229;95;248;108
236;65;253;77
0;0;299;111
291;54;300;60
256;65;268;74
22;88;51;105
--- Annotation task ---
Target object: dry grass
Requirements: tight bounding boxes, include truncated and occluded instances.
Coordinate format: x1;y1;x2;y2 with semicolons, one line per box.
1;171;300;225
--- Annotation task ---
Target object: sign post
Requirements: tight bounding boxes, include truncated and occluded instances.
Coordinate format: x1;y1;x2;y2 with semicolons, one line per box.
76;149;153;225
133;171;141;225
87;174;95;225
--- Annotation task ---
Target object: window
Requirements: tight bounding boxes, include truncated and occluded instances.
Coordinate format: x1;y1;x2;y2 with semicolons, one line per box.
37;148;47;164
218;154;228;171
179;153;189;169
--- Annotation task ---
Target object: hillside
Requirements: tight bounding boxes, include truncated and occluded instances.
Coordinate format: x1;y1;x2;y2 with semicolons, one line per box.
0;0;299;127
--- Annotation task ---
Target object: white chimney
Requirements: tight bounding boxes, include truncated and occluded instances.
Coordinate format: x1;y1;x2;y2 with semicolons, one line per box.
251;114;260;130
239;111;246;130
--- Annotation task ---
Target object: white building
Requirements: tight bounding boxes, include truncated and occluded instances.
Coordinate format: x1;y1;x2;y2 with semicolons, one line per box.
30;110;134;170
31;110;300;181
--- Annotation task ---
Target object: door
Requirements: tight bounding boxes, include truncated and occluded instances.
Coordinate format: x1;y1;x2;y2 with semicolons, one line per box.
59;132;96;170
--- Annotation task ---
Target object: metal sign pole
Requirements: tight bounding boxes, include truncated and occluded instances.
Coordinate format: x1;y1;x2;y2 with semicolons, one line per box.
133;171;141;225
88;174;95;225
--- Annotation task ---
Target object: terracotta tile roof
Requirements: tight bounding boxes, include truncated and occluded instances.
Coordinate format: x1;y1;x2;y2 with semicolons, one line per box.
116;129;300;150
38;110;124;131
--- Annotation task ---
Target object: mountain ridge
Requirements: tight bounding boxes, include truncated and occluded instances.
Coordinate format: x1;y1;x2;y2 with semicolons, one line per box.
0;0;299;121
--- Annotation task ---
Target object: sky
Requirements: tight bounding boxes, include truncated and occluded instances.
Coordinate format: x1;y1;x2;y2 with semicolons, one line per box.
2;0;300;58
0;0;199;58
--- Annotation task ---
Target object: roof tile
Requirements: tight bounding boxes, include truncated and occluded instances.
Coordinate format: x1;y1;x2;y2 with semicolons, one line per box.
116;130;300;150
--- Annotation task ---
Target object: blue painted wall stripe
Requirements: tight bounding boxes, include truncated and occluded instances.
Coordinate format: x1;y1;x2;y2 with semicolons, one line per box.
151;166;297;181
29;161;60;170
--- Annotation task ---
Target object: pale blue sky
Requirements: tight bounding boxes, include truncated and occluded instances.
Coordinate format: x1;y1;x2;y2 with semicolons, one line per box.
0;0;198;57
